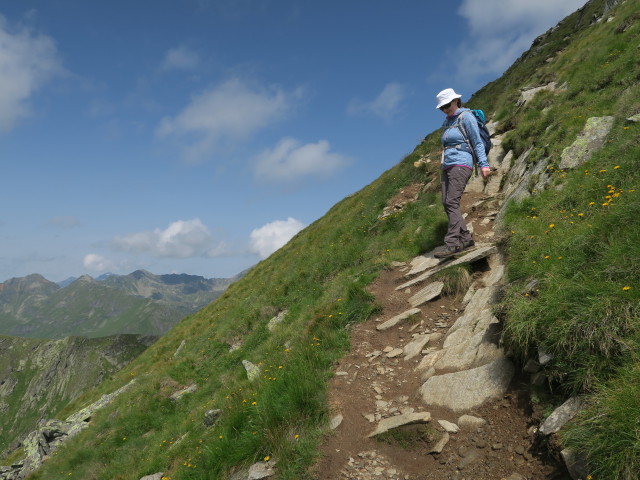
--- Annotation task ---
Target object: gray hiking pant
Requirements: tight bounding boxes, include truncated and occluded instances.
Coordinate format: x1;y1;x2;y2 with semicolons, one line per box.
441;166;473;247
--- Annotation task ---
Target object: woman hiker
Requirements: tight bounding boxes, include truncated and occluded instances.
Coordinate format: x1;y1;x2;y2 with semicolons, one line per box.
434;88;491;259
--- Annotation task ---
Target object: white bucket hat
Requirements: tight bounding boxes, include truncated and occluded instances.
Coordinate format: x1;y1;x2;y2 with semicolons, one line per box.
435;88;462;109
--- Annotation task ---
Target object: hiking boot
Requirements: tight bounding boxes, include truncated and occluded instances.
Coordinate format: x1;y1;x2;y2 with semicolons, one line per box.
434;245;460;259
461;239;475;250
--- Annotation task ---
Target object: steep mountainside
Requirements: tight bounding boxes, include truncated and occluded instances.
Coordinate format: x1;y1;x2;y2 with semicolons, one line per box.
0;270;239;338
0;334;156;456
2;1;637;479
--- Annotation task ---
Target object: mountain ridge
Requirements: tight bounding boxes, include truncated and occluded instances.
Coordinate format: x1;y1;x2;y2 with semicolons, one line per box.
0;270;241;339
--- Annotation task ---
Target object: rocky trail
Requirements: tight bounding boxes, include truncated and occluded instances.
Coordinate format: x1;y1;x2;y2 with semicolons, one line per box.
314;136;575;480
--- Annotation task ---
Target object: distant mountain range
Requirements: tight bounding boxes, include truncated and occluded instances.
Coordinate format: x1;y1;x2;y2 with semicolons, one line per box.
0;270;243;339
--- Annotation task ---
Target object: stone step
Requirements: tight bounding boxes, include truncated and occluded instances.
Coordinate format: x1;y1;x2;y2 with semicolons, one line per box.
397;245;497;291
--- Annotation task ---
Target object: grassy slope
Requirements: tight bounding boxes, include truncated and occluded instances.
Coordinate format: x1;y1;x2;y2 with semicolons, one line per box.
20;1;639;478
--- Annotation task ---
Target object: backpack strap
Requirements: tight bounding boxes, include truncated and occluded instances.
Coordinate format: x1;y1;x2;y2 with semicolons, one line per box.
455;112;479;177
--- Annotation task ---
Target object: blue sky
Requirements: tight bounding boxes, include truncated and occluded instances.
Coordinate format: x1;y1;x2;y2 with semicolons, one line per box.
0;0;587;283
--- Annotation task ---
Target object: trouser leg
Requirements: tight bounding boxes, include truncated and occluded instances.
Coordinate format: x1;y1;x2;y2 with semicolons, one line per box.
441;166;472;247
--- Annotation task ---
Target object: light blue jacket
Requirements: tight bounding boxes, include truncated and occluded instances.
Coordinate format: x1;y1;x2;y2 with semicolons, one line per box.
441;108;489;170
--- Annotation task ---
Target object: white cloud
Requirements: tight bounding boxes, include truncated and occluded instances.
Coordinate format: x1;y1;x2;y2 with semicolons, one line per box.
161;46;200;71
111;219;226;258
156;78;302;163
253;137;351;183
451;0;587;82
0;14;63;131
250;217;306;259
347;83;408;120
83;254;115;272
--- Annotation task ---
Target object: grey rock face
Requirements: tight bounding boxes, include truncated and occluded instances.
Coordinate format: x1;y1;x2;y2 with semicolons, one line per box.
0;334;155;457
420;358;515;412
559;116;616;169
2;380;135;479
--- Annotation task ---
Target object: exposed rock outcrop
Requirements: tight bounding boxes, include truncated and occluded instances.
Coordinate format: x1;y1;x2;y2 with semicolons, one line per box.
559;116;616;169
1;380;135;480
0;334;156;457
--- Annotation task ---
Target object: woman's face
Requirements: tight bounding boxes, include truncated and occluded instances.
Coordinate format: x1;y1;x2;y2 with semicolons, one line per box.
439;99;458;115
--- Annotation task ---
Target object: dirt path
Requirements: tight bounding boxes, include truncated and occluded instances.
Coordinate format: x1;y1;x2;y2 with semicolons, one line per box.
314;190;569;480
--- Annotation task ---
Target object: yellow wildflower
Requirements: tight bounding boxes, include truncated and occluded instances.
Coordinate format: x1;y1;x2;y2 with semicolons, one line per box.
623;286;631;291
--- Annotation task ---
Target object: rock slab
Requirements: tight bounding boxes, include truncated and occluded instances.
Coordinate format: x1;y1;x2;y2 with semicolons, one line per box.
539;396;585;436
420;358;515;412
377;308;421;331
368;411;431;437
408;282;444;308
559;116;615;169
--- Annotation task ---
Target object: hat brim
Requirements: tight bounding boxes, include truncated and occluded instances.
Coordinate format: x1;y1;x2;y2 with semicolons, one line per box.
436;94;462;109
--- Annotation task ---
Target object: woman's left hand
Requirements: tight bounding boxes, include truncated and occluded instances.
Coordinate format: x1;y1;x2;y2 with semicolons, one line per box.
480;167;491;178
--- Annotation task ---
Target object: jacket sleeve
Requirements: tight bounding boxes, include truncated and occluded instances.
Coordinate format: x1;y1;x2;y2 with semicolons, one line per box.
460;113;489;169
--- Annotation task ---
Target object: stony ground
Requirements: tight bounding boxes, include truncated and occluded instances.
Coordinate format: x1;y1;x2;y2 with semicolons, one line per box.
313;187;571;480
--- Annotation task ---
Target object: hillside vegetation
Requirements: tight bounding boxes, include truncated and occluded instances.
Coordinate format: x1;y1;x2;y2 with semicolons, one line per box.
8;0;639;478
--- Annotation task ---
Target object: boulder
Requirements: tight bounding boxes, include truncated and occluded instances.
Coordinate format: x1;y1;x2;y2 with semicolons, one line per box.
242;360;261;382
420;358;515;412
559;116;616;169
561;448;590;480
